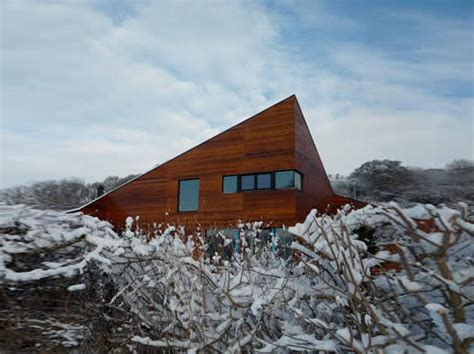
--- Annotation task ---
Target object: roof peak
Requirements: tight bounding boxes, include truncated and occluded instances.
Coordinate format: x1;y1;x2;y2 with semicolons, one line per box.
73;95;302;211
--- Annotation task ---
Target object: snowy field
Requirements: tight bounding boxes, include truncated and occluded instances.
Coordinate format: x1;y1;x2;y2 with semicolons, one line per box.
0;203;473;353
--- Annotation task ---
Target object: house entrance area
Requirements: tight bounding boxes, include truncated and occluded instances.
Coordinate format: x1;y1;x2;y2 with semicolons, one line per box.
205;227;293;260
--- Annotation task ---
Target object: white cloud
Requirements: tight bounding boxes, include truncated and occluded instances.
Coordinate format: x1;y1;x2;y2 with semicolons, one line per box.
1;0;472;187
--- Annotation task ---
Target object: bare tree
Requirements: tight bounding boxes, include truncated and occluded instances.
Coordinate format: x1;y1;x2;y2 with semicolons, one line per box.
446;159;474;170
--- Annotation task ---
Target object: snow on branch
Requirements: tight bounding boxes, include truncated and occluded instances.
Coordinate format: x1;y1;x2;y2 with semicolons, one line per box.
1;203;473;352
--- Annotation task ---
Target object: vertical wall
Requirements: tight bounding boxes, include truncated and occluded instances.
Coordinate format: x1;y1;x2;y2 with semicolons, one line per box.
294;99;335;221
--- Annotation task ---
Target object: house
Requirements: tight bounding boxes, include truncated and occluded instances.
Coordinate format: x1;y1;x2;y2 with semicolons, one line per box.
78;95;365;240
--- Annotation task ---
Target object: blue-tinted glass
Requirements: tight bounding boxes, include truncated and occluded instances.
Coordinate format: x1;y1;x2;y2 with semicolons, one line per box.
295;171;302;190
223;175;237;193
257;173;271;189
241;174;255;191
178;179;199;211
275;171;294;189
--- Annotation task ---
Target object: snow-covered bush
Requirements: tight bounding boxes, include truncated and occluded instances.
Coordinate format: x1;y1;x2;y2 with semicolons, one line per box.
287;203;473;353
0;203;473;352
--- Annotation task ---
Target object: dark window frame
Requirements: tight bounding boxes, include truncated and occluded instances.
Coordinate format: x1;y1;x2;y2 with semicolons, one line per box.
222;170;303;193
178;178;200;212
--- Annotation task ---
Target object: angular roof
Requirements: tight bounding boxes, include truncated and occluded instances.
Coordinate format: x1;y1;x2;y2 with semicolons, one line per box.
74;95;298;209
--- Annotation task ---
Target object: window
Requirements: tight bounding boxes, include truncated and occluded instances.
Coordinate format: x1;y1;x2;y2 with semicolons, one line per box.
221;170;302;194
275;170;301;190
294;171;302;190
257;173;271;189
223;175;238;193
241;174;255;191
275;170;294;189
178;179;200;212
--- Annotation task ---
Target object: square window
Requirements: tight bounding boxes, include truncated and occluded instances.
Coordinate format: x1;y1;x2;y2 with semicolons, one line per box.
257;173;271;189
223;175;238;193
275;171;294;189
241;174;255;191
178;179;199;212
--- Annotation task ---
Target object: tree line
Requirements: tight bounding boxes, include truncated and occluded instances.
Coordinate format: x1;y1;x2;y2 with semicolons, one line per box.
0;174;139;210
1;159;473;210
330;159;474;206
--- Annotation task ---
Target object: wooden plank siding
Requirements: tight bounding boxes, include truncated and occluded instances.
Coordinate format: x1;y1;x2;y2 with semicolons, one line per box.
80;95;365;231
295;98;336;221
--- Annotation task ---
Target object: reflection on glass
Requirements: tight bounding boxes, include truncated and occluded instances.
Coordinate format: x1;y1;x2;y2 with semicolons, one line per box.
295;171;302;190
241;174;255;191
275;170;294;189
178;179;199;211
257;173;271;189
223;175;238;193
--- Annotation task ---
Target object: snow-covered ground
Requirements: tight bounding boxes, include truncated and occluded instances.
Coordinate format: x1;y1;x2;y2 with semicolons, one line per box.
0;203;473;353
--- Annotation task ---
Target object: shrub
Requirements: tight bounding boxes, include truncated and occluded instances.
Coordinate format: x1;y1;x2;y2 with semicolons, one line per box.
0;203;473;352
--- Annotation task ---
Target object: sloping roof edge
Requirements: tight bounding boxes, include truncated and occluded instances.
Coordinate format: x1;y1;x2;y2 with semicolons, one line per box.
68;94;297;213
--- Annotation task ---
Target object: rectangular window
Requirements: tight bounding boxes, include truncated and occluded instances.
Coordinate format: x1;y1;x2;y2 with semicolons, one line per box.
241;174;255;191
257;173;271;189
295;171;302;190
223;175;238;193
275;170;294;189
178;179;199;212
221;170;302;193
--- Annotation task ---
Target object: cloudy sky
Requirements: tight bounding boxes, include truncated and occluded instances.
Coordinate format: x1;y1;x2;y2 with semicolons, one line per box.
1;0;473;188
